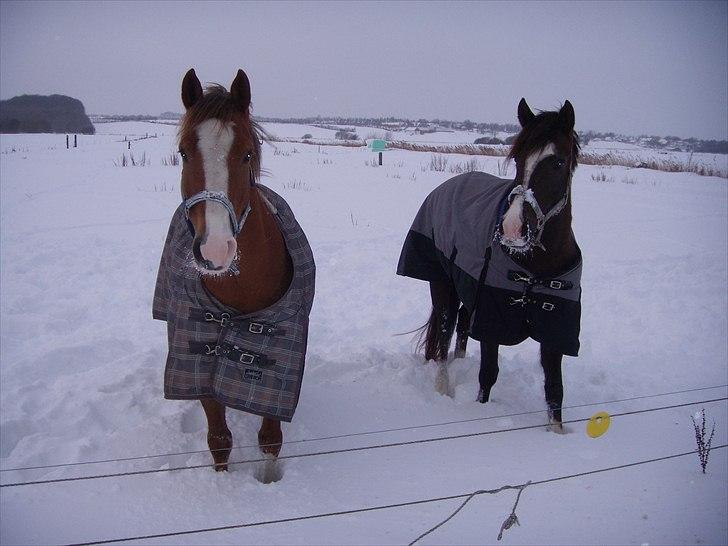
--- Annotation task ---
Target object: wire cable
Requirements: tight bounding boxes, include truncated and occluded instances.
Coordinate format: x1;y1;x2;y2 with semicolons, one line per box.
65;444;728;546
2;383;724;474
2;396;724;489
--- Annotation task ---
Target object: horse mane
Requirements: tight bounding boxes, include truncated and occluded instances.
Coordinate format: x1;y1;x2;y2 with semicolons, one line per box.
507;109;580;170
178;84;267;182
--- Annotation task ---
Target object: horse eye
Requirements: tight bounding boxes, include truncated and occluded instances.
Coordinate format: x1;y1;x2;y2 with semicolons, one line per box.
554;158;565;169
179;148;188;161
243;152;252;164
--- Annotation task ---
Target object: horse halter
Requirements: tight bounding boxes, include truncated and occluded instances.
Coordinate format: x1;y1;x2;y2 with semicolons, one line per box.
183;190;252;237
501;180;570;252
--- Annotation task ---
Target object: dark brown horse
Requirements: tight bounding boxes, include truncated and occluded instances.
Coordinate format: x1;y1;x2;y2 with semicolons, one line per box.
400;99;581;431
177;69;293;471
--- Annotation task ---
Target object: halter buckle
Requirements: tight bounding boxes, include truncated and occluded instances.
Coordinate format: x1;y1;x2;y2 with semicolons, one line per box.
549;280;563;290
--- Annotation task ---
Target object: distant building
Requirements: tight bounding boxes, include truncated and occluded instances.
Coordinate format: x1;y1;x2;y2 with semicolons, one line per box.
0;94;95;134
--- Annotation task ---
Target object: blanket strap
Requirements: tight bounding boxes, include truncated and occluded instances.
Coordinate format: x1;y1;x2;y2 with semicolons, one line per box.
188;341;277;366
507;270;573;290
188;309;284;336
507;269;565;311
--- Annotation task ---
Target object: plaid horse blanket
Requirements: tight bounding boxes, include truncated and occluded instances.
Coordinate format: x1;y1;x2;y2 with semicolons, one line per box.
397;171;582;356
153;185;315;422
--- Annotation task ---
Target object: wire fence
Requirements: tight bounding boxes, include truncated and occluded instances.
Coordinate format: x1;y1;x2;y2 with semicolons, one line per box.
65;444;728;546
2;383;724;475
2;395;725;489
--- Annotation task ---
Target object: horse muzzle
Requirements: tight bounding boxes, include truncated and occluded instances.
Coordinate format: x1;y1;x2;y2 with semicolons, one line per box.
192;234;237;274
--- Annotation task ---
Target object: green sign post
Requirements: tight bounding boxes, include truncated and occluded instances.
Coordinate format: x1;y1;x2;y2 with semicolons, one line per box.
369;139;387;165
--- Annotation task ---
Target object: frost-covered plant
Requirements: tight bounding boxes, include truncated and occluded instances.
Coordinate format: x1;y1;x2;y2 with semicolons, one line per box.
691;408;715;474
161;152;179;166
449;157;481;174
114;152;148;167
429;154;448;171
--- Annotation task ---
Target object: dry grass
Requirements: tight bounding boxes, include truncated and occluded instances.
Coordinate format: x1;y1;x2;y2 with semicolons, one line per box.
449;157;482;174
580;152;726;178
161;152;179;166
114;152;148;167
392;141;507;157
270;135;727;178
429;154;449;171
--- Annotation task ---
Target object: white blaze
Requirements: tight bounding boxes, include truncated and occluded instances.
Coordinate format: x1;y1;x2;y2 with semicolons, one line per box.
522;143;556;189
195;119;237;271
196;119;235;236
502;143;556;242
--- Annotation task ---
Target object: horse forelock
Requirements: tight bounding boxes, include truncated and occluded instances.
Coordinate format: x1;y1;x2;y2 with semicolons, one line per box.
507;110;580;180
178;84;263;182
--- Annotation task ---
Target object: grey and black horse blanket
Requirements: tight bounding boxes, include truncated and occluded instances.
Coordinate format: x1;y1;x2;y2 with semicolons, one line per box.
153;185;315;422
397;171;582;356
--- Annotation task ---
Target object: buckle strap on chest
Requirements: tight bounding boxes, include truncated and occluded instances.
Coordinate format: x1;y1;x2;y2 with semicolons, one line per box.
188;310;283;336
509;297;556;312
507;270;573;290
189;341;277;366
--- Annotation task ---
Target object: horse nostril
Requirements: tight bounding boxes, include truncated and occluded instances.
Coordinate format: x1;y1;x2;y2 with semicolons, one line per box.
192;238;204;263
226;238;237;259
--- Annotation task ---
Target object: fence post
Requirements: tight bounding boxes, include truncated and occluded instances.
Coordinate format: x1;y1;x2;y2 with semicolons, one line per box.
128;141;131;150
378;151;383;166
66;135;69;149
74;135;77;148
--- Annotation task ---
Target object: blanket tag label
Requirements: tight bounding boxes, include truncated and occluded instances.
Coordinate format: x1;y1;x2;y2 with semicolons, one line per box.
243;368;263;381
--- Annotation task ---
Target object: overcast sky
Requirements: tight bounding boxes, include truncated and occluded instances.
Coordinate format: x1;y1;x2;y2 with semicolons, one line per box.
1;1;726;139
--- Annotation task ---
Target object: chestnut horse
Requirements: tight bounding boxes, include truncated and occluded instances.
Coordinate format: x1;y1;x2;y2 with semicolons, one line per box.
399;99;581;431
173;69;293;472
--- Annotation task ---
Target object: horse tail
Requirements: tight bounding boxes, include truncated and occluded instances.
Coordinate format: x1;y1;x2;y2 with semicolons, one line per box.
416;304;457;361
416;307;438;360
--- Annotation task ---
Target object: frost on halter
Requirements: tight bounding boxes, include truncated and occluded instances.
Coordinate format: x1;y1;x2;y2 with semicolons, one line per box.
497;187;542;254
497;184;569;254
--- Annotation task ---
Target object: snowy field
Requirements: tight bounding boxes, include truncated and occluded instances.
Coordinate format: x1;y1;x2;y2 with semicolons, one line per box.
1;121;727;545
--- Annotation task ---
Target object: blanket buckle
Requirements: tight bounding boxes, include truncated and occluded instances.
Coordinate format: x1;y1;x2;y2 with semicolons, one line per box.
204;312;231;327
239;352;255;365
204;344;221;356
248;322;265;334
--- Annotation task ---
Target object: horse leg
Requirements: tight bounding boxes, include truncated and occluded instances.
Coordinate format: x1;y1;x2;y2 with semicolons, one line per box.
257;417;283;483
258;417;283;457
425;281;459;396
200;398;232;471
477;340;499;403
454;304;470;358
540;345;565;433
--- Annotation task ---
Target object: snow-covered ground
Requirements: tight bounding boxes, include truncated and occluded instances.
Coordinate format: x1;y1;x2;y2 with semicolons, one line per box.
1;122;726;545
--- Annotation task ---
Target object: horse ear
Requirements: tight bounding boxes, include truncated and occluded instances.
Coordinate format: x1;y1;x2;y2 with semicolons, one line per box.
230;69;251;112
517;98;535;127
181;69;203;110
557;100;575;133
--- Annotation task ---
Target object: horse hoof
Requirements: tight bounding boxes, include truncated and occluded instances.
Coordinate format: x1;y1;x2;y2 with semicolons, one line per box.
435;367;451;397
208;432;233;470
255;453;283;484
477;388;489;403
548;420;566;434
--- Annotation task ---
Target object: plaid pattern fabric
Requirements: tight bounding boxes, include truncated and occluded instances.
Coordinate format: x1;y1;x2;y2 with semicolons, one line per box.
153;185;315;422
